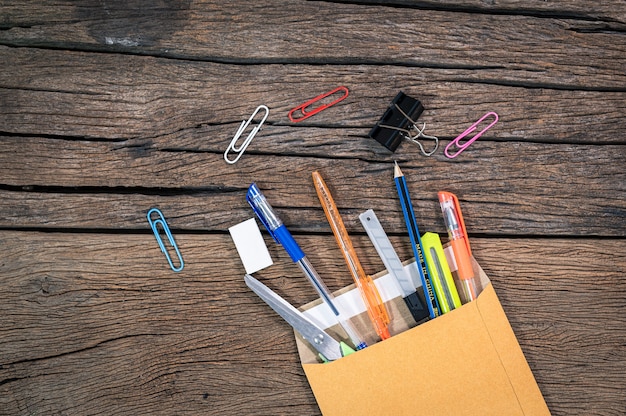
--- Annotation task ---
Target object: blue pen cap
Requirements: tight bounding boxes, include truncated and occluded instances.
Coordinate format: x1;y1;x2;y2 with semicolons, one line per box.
247;183;282;239
246;183;305;262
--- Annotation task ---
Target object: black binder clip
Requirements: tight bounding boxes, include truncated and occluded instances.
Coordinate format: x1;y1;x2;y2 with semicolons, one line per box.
369;91;438;155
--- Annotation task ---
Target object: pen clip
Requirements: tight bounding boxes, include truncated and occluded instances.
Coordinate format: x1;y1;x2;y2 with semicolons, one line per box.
246;183;280;243
448;192;471;256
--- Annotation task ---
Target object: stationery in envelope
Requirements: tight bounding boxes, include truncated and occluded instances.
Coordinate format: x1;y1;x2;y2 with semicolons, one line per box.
295;258;550;416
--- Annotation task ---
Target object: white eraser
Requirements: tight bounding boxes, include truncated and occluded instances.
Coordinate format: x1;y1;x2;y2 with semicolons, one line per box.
229;218;273;274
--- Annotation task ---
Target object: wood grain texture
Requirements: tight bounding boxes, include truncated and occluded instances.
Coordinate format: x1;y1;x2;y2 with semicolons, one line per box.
0;1;624;89
1;0;624;25
0;136;624;236
1;0;625;415
326;0;626;24
2;47;625;142
0;233;624;415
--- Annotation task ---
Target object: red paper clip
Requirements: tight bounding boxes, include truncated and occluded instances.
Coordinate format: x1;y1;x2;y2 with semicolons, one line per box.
444;111;499;159
288;86;349;122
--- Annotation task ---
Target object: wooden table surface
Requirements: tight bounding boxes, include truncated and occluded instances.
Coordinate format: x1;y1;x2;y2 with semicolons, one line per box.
1;1;625;415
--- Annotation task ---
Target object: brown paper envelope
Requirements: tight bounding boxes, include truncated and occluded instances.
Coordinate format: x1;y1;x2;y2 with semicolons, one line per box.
298;278;550;415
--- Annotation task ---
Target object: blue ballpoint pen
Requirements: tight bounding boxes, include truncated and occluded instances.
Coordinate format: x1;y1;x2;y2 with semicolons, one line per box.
246;183;367;350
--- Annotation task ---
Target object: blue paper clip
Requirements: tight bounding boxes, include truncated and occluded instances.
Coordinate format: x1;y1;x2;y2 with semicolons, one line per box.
147;208;184;272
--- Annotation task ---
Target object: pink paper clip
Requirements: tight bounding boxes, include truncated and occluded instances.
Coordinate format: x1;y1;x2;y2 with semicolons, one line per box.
288;86;349;122
444;111;499;158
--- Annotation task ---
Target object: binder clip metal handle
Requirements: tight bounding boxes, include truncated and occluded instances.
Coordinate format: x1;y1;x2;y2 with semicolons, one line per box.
444;112;499;159
147;208;184;272
368;91;438;156
224;105;270;164
384;121;439;157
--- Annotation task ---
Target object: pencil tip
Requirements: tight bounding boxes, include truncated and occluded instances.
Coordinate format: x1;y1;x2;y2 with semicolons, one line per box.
393;161;402;178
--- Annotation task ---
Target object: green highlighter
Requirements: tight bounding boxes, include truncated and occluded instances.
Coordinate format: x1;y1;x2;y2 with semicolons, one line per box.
421;232;462;314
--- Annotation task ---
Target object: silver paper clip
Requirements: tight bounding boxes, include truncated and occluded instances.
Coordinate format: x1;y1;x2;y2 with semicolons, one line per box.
147;208;184;272
444;112;499;159
224;105;270;164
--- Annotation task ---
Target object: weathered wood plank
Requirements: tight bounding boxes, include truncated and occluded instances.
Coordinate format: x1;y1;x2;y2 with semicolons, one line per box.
2;47;625;142
0;136;624;236
1;0;624;26
0;2;624;88
0;232;321;415
0;232;624;415
326;0;626;23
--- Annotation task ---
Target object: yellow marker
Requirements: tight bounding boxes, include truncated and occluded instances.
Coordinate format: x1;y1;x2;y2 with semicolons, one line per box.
421;232;462;314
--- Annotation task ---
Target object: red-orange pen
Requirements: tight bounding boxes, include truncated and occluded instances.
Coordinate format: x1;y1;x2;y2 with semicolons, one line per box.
438;191;479;303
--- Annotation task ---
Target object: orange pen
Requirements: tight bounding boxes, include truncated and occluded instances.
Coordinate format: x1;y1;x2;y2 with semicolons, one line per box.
438;191;479;303
312;171;391;341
